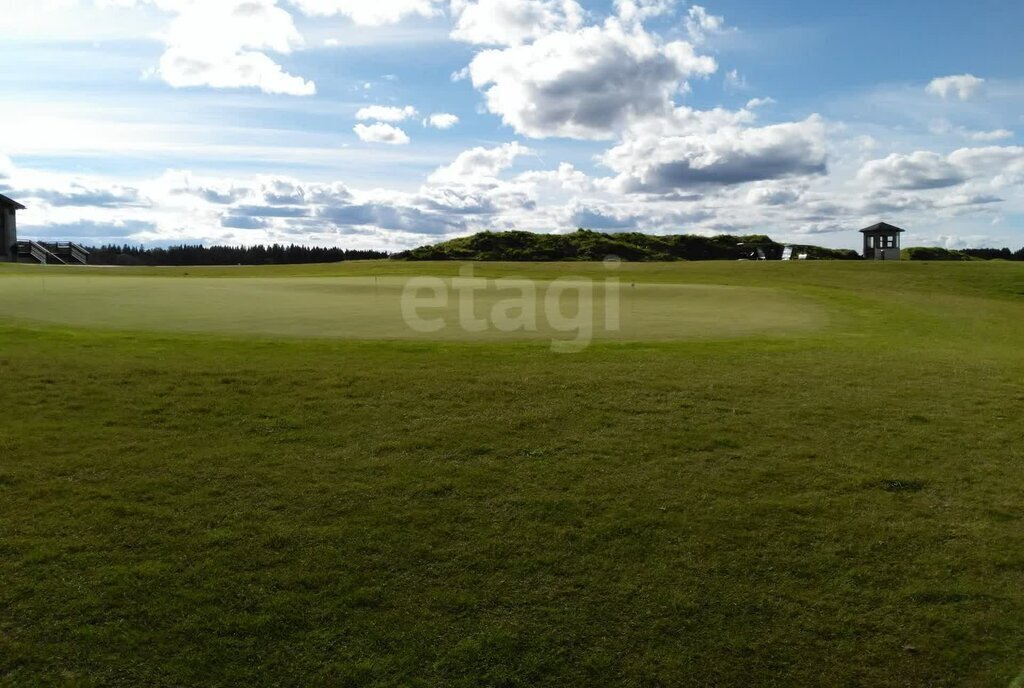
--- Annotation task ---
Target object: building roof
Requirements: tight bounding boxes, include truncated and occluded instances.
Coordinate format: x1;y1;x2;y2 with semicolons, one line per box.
859;222;905;234
0;193;25;211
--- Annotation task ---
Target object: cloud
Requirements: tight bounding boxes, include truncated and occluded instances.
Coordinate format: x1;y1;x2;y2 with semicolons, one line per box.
151;0;316;96
934;233;1000;250
232;204;310;218
428;142;531;182
517;162;597;193
929;120;1014;142
21;219;157;241
467;18;717;139
416;187;498;215
0;155;13;179
936;192;1004;208
256;178;313;205
747;185;801;206
356;105;418;122
307;182;355;205
424;113;460;129
221;214;270;229
288;0;441;25
724;69;747;91
964;129;1014;142
605;110;828;192
685;5;726;43
418;168;538;217
857;151;966;190
172;185;248;205
318;202;465;235
569;203;639;230
9;150;546;248
615;0;677;24
849;187;1006;219
353;122;411;145
860;145;1024;197
788;222;847;236
948;146;1024;185
926;74;985;101
450;0;584;46
158;49;315;96
21;182;149;208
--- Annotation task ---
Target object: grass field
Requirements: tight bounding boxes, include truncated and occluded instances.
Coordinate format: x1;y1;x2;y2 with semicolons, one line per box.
1;260;1023;686
0;270;823;342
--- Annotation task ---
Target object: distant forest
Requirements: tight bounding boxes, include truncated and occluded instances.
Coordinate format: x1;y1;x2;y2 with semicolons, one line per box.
86;244;389;266
904;246;1024;261
80;232;1024;265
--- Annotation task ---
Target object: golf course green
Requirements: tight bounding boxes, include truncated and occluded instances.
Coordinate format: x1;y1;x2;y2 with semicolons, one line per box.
0;270;823;343
1;259;1022;686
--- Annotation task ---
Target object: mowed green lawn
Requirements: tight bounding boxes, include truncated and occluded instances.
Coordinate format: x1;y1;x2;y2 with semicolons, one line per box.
1;260;1023;687
0;270;823;343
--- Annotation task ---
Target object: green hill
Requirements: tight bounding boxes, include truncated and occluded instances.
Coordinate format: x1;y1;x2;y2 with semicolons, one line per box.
397;229;861;261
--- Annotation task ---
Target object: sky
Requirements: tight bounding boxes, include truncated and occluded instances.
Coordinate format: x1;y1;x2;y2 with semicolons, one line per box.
3;0;1024;252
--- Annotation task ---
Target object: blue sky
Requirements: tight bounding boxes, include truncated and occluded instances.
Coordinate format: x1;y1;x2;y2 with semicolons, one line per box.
3;0;1023;251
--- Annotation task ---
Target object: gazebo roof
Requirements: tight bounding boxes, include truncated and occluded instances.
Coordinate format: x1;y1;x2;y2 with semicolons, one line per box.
859;222;905;234
0;193;25;211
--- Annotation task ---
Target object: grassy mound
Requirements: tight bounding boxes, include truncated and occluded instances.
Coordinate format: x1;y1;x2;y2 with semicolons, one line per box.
398;229;861;261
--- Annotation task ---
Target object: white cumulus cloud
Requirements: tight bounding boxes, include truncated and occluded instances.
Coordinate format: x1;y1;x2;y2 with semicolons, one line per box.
747;185;802;206
467;18;717;139
148;0;315;96
926;74;985;101
355;105;418;122
948;146;1024;186
857;151;967;190
858;146;1024;192
685;4;726;43
929;120;1014;142
605;109;828;192
615;0;677;24
517;162;596;193
424;113;460;129
428;142;531;183
450;0;584;46
964;129;1014;142
288;0;440;25
353;122;411;145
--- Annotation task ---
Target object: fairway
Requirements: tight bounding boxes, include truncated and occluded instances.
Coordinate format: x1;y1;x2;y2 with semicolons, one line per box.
1;260;1023;687
0;271;824;342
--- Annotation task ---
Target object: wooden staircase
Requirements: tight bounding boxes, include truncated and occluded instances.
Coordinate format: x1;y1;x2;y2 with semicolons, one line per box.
15;241;90;265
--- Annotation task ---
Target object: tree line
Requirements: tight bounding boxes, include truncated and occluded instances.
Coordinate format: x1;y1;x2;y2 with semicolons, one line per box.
85;244;389;266
904;246;1024;261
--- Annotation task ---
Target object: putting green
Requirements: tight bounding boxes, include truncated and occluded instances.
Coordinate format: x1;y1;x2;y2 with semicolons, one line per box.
0;273;825;342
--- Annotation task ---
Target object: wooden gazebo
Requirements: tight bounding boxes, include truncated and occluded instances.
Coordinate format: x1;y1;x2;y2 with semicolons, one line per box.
860;222;905;261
